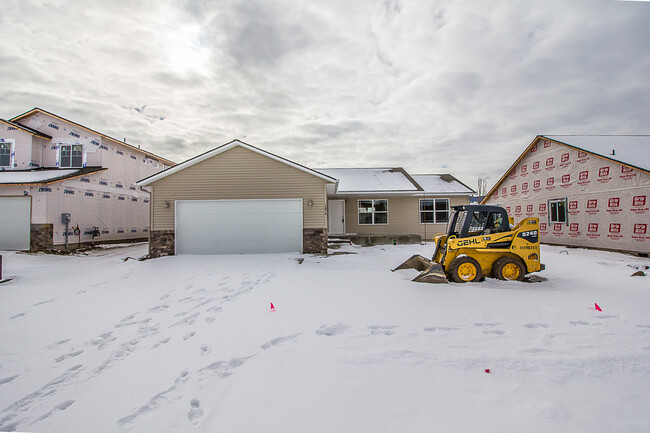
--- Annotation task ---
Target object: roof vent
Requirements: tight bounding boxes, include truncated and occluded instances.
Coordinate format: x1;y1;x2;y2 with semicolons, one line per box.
610;149;615;155
440;174;454;183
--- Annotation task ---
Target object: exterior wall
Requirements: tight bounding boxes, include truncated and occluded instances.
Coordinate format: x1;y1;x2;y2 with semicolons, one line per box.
149;230;175;258
0;126;37;170
30;223;53;250
303;228;328;254
484;138;650;254
338;195;470;240
45;176;151;246
150;146;329;231
1;111;173;246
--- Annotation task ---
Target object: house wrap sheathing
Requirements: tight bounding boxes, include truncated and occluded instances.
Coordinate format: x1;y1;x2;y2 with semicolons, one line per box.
482;135;649;255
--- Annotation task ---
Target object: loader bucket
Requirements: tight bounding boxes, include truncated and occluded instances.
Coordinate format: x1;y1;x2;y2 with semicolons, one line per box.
412;263;447;283
392;255;433;273
391;255;448;284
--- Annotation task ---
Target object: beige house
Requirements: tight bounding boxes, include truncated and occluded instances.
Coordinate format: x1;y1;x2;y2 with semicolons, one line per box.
319;168;473;242
482;135;650;256
138;140;475;257
136;140;336;256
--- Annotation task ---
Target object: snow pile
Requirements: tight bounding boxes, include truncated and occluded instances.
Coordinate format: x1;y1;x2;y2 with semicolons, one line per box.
0;244;649;432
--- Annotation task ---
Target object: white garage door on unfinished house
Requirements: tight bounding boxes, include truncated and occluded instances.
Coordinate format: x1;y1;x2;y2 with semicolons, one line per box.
175;199;303;254
0;197;31;250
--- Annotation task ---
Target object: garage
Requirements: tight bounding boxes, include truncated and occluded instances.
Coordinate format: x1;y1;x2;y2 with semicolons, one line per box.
137;140;334;257
0;197;31;251
175;199;303;254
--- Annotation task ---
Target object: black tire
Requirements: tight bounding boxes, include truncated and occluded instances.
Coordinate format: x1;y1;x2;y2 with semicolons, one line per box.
492;256;526;281
448;256;483;283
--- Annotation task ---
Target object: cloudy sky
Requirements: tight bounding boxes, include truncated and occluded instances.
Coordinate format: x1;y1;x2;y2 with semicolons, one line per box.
2;0;649;189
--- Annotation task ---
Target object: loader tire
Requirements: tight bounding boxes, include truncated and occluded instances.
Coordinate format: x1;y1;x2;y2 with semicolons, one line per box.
448;256;482;283
493;256;526;281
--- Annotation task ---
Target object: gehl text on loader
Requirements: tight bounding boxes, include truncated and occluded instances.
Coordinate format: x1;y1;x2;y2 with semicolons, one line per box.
393;205;545;283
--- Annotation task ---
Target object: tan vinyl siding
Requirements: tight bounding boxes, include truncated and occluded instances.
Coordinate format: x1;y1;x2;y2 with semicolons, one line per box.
150;146;328;230
342;195;470;239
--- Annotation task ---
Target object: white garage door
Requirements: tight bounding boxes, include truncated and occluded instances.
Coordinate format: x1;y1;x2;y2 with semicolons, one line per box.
0;197;31;251
175;199;303;254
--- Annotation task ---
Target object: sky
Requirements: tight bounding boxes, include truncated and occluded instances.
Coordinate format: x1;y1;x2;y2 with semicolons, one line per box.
1;0;649;190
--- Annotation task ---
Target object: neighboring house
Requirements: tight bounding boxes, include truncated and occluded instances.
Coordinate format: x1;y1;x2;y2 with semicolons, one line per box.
319;168;474;242
137;140;474;257
481;135;650;255
0;108;174;251
136;140;336;257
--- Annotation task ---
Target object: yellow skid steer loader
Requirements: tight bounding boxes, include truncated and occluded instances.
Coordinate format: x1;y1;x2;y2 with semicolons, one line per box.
393;205;545;283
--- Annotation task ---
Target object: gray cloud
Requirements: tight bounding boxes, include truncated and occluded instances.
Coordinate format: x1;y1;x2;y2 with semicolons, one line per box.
1;0;649;189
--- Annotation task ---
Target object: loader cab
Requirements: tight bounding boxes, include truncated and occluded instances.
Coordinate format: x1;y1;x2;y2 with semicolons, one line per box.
447;205;510;239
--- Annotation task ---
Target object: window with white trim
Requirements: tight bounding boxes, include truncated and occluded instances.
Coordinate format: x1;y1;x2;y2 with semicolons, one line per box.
0;142;10;167
419;198;450;223
60;145;83;168
549;198;568;224
358;199;388;225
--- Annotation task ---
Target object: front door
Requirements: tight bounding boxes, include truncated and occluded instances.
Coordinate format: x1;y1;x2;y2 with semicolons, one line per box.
327;200;345;235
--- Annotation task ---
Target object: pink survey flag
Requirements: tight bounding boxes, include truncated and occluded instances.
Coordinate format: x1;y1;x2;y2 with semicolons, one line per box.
595;303;602;312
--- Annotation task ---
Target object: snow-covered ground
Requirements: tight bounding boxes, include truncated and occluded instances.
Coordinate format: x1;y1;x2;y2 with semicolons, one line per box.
0;243;649;433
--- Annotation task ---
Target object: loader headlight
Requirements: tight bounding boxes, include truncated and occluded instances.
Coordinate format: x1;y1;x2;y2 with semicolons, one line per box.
528;253;539;261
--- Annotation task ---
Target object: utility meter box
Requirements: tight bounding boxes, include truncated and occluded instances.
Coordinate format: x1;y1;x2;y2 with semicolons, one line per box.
61;213;71;224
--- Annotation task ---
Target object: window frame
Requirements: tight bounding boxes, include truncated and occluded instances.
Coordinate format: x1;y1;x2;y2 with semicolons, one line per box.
59;144;84;168
358;199;389;225
0;141;11;167
548;198;568;224
419;198;450;224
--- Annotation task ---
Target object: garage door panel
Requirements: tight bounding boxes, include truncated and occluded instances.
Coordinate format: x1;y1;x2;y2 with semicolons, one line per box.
0;197;31;251
176;199;303;255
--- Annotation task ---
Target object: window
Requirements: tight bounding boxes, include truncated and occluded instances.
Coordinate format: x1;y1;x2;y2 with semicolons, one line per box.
0;142;10;167
549;198;568;224
60;145;83;168
419;199;450;223
358;199;388;225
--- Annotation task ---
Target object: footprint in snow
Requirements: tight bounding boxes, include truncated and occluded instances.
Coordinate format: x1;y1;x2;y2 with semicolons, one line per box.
9;312;26;320
483;330;506;335
519;348;551;354
183;331;196;341
570;321;590;326
149;304;169;313
33;297;58;306
200;345;211;355
474;323;502;328
188;399;203;425
316;323;348;336
260;334;301;349
368;325;397;336
0;375;18;385
524;323;550;328
152;337;171;349
55;350;84;362
45;339;71;350
424;327;459;332
37;400;75;422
